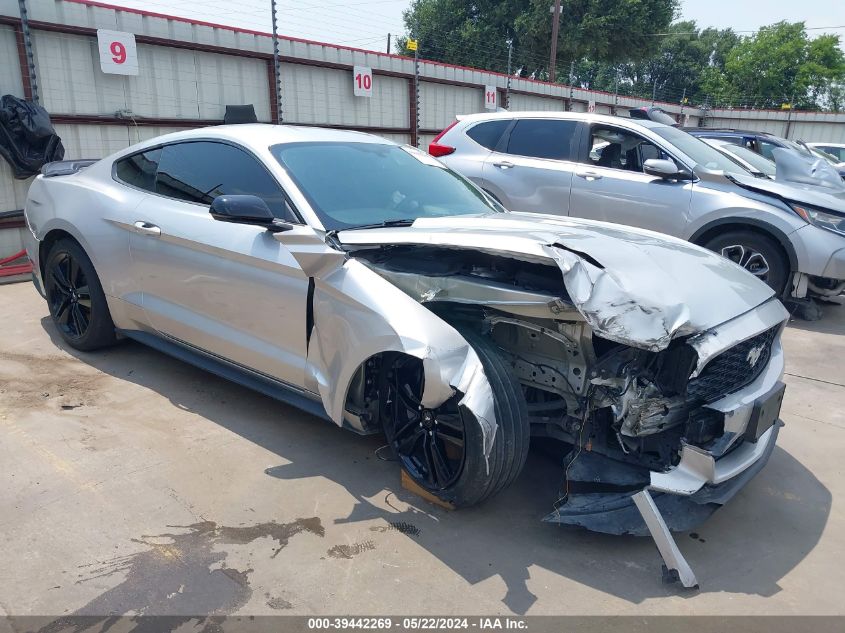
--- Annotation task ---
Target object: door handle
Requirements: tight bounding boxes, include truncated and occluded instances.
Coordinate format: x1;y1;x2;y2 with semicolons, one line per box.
493;160;515;169
133;221;161;237
576;170;603;181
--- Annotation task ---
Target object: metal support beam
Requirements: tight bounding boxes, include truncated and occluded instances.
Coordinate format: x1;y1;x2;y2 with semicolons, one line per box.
17;0;38;103
270;0;283;123
413;35;420;147
632;490;699;589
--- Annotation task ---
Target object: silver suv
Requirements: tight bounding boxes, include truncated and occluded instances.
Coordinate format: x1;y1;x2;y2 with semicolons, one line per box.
432;112;845;300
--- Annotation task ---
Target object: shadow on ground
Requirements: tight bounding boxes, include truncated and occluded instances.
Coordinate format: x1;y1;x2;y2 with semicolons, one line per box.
35;316;832;617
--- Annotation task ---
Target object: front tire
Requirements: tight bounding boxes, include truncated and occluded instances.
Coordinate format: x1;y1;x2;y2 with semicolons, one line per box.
43;238;117;351
704;230;789;296
380;329;529;507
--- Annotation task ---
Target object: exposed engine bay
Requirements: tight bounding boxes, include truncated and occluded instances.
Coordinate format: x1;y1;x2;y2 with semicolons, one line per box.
351;245;770;473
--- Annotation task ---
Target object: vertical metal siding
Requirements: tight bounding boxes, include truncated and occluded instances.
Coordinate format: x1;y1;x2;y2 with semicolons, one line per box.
508;94;564;112
34;31;126;115
281;63;408;128
52;123;190;158
419;82;484;130
195;50;270;121
0;161;32;211
0;25;23;96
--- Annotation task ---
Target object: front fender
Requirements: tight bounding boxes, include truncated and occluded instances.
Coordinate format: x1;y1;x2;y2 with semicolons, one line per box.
307;258;497;455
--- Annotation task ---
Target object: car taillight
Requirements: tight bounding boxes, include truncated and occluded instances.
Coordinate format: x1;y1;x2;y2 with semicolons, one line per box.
428;120;458;157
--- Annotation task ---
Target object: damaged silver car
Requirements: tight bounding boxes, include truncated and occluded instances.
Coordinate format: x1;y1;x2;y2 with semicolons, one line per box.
24;125;788;587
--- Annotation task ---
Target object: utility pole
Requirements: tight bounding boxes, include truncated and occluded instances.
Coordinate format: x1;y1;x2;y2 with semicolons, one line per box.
505;39;513;109
17;0;39;103
651;78;657;105
549;0;561;83
784;91;795;138
612;70;619;114
387;33;391;54
270;0;283;123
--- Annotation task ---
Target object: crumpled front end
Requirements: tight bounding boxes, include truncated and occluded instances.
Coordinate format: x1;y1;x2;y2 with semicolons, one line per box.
545;297;787;536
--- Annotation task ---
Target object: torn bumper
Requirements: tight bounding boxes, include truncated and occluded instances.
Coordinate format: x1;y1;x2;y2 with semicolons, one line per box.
543;421;780;536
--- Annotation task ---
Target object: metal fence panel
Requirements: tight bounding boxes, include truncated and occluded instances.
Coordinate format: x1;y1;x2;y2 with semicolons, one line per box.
419;82;484;131
195;51;271;121
507;93;563;112
281;63;408;128
0;25;23;97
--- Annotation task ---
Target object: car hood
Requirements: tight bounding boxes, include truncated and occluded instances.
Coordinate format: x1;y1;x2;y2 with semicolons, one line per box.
729;172;845;212
337;212;776;351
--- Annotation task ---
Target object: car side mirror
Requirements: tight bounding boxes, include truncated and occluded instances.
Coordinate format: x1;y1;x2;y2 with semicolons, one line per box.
209;195;291;231
643;158;690;180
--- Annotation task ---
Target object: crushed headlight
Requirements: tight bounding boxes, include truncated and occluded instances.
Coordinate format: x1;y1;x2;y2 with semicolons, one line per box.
790;202;845;236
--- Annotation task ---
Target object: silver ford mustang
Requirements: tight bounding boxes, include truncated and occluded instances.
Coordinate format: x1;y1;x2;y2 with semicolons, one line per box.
24;125;789;586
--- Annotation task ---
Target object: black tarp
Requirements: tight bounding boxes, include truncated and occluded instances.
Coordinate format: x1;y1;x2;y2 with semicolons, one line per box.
0;95;65;179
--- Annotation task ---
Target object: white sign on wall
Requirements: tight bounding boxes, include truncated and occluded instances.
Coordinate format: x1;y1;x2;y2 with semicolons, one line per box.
587;99;596;113
484;85;497;110
97;29;139;75
353;66;373;97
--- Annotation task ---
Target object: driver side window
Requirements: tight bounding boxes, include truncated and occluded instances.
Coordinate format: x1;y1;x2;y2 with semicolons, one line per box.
586;127;669;173
155;141;298;222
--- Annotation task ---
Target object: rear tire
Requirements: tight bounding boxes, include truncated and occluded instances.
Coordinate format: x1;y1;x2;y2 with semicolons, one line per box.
380;328;529;507
704;230;789;296
43;238;117;351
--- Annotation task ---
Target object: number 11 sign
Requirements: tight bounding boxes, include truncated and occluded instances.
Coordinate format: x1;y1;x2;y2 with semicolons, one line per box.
97;29;139;75
353;66;373;97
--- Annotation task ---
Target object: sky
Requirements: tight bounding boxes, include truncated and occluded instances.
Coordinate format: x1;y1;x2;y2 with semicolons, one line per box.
100;0;845;53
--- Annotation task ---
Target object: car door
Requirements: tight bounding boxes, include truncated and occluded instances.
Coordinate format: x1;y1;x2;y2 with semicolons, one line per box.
127;140;309;387
480;117;580;216
569;123;693;237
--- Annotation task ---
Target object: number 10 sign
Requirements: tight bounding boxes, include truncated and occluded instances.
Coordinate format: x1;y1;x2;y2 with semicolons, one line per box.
353;66;373;97
96;29;139;76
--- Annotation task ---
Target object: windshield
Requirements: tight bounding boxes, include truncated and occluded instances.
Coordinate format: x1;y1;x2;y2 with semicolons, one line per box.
652;126;751;175
270;142;501;230
717;142;776;177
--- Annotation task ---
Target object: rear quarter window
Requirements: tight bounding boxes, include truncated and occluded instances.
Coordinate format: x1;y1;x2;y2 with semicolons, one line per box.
505;119;578;160
114;148;161;192
465;120;510;150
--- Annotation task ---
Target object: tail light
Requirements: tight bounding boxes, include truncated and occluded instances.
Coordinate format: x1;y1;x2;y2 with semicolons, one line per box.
428;120;458;157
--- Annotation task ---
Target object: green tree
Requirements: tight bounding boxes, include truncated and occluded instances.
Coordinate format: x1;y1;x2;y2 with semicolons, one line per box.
714;22;845;109
400;0;678;80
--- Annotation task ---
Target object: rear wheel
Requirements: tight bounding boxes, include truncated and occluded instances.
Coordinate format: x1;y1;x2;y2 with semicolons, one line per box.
380;329;529;507
44;239;117;351
704;230;789;296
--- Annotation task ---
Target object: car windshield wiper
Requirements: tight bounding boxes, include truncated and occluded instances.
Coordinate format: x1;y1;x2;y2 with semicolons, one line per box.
344;218;417;231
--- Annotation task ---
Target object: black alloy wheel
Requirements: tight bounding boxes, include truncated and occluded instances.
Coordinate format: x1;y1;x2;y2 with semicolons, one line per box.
47;250;92;339
43;238;117;351
383;356;467;491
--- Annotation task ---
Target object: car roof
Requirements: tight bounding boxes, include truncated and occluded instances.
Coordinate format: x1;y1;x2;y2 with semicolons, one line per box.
684;127;778;137
456;110;670;130
116;123;395;157
808;142;845;147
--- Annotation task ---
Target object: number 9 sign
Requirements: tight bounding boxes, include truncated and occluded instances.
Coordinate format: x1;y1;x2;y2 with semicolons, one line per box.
97;29;139;75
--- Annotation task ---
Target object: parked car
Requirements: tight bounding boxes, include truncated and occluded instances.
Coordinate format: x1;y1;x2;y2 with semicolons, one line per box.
700;137;777;179
432;112;845;300
686;128;845;180
807;142;845;163
25;125;789;587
